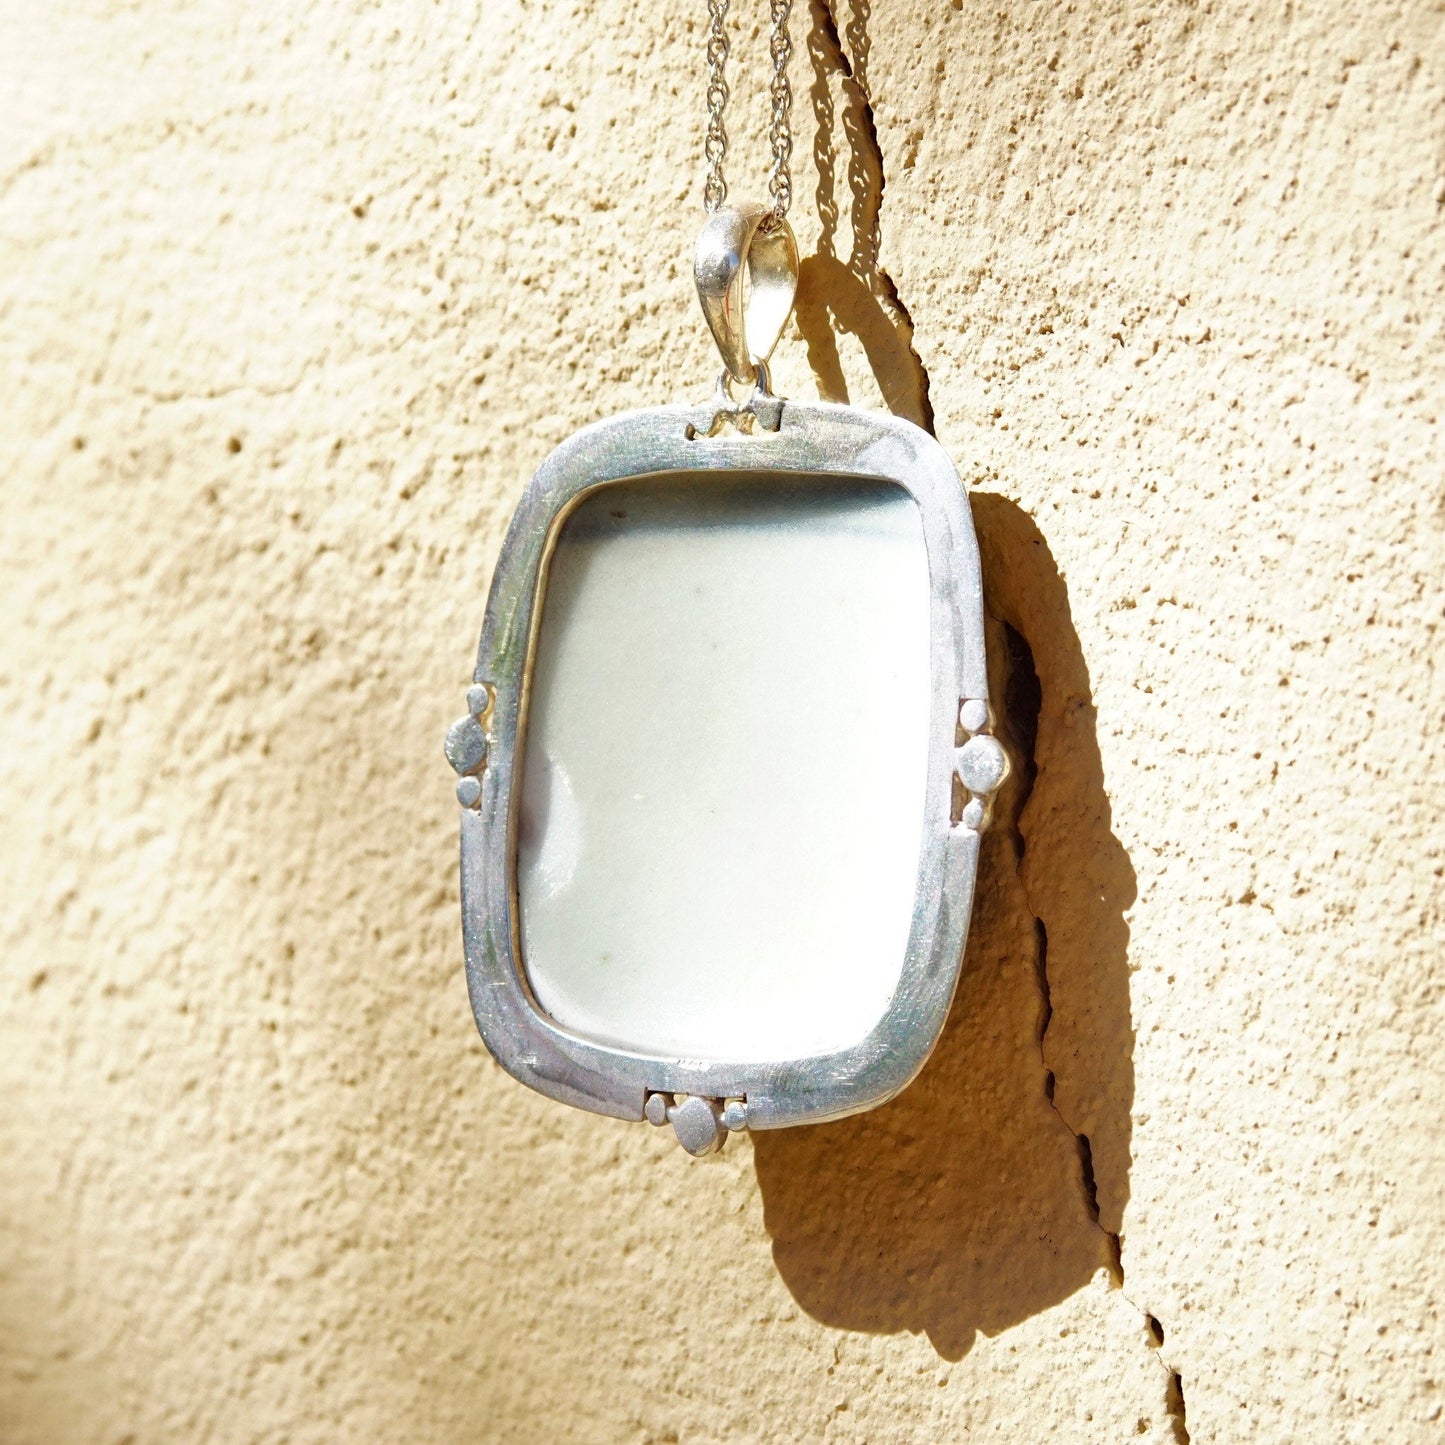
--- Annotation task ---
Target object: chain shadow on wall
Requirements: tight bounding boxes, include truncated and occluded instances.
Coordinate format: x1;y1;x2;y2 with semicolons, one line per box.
791;0;932;430
750;0;1138;1363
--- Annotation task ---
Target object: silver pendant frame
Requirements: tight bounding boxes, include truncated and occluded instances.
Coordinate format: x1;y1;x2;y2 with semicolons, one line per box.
448;394;1006;1148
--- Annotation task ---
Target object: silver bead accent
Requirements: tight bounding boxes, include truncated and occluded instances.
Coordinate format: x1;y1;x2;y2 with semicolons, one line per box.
957;734;1009;795
444;715;488;776
456;775;483;809
721;1098;749;1132
959;697;990;735
669;1095;726;1155
961;797;986;832
644;1091;670;1126
466;683;492;718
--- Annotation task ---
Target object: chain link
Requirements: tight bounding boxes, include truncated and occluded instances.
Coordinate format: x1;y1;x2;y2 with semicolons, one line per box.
765;0;793;222
703;0;731;211
701;0;792;223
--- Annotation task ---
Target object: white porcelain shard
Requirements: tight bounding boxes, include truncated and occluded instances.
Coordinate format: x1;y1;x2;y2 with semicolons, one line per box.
515;472;933;1064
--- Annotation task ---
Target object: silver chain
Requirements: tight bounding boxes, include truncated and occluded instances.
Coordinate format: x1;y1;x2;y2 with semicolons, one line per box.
765;0;793;221
702;0;793;223
703;0;731;212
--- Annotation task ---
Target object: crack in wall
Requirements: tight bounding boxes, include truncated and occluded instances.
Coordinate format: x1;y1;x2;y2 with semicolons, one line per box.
818;8;1186;1437
1146;1316;1193;1444
998;623;1125;1282
1001;619;1187;1438
1166;1370;1192;1444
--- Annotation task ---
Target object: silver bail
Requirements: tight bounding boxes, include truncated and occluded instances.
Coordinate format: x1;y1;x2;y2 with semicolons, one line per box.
694;203;798;384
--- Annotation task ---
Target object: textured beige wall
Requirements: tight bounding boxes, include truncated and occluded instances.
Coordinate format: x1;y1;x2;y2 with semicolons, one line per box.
2;1;1442;1441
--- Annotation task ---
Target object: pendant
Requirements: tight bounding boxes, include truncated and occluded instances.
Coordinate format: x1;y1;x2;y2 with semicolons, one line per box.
445;206;1007;1154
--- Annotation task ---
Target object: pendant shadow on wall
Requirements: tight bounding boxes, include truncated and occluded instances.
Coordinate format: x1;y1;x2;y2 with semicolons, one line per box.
750;0;1138;1364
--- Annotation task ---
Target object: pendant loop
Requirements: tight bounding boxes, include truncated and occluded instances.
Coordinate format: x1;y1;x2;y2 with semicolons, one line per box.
694;203;798;385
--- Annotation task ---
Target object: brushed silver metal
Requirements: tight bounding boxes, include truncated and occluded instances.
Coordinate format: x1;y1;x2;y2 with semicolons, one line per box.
445;395;1002;1136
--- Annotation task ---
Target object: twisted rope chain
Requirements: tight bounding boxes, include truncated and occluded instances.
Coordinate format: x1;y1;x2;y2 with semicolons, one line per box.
702;0;793;224
703;0;731;211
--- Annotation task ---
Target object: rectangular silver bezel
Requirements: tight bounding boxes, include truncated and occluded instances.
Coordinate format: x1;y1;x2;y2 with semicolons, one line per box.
459;399;988;1129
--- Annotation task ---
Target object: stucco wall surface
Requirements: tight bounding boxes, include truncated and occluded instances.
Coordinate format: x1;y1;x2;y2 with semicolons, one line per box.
2;2;1442;1441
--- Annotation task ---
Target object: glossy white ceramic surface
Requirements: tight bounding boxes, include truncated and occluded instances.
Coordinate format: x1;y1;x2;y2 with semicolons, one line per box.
516;472;933;1063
